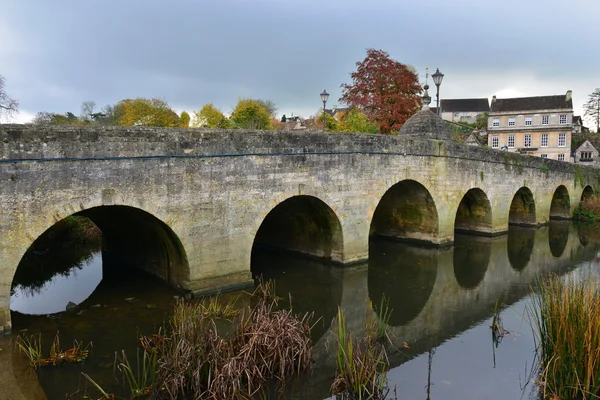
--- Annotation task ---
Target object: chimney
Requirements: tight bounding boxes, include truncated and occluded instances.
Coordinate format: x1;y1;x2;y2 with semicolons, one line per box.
491;95;497;104
566;90;572;101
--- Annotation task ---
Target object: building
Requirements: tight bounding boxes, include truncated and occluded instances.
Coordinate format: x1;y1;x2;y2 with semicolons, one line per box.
440;98;489;124
573;139;599;166
487;91;573;162
572;115;590;134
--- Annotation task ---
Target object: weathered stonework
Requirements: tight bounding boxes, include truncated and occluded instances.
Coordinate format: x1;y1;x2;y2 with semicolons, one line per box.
0;124;598;333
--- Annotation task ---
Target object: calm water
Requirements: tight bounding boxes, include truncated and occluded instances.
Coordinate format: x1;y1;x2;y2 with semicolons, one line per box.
5;221;600;400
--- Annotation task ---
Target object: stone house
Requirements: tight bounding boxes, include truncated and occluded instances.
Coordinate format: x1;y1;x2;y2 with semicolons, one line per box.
486;91;573;162
573;139;599;166
440;98;489;124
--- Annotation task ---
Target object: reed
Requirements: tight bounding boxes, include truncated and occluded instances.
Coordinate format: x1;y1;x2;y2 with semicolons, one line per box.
331;307;390;400
528;274;600;399
118;349;158;398
197;292;240;320
16;331;91;368
366;294;393;344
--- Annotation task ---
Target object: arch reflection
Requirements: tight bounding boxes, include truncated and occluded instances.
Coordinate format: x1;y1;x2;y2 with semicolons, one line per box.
368;239;438;327
507;226;535;271
549;220;570;258
453;234;492;289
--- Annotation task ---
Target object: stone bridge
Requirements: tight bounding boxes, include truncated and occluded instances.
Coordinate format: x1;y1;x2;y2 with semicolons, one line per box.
0;123;598;332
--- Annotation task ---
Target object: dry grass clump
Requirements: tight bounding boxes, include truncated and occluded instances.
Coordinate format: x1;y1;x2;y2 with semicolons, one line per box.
16;331;91;368
528;274;600;399
156;280;314;399
573;198;600;221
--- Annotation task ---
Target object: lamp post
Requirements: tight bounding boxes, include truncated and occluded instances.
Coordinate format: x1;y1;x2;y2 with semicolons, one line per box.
431;68;444;117
320;89;329;131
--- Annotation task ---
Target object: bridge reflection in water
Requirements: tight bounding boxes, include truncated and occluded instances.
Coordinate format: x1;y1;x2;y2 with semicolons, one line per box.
4;222;600;400
253;222;600;399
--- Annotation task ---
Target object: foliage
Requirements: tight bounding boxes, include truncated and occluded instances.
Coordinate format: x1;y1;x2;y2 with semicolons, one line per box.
255;99;277;118
336;108;379;134
0;75;19;119
192;103;231;129
179;111;190;128
574;165;585;188
584;88;600;132
230;98;271;129
115;98;180;127
528;275;600;399
33;111;82;126
475;112;489;129
573;198;600;222
366;294;393;343
340;48;421;134
118;349;158;398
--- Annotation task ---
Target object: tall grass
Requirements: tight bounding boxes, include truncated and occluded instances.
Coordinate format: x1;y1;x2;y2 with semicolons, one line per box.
573;198;600;222
366;294;393;344
16;331;91;368
528;275;600;399
118;349;158;398
331;307;390;400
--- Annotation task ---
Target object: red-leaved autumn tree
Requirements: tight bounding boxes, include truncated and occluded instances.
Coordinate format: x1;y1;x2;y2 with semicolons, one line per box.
340;49;421;134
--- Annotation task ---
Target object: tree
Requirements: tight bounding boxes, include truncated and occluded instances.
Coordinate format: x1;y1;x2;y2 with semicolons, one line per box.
179;111;190;128
474;112;489;129
340;49;422;134
33;111;82;125
584;88;600;133
336;108;378;133
192;104;230;128
80;101;97;123
115;98;180;127
230;98;271;129
255;99;277;118
0;75;19;119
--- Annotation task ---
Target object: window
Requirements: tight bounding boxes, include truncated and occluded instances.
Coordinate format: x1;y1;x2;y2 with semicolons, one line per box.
508;117;516;126
581;151;593;160
542;115;549;125
492;136;499;148
524;134;532;148
558;154;565;161
525;116;532;126
541;154;548;159
508;135;515;148
559;115;567;124
492;118;500;127
541;133;548;147
558;133;566;147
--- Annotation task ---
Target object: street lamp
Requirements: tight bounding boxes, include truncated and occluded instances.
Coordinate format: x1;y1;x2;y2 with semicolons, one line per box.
431;68;444;117
320;89;329;131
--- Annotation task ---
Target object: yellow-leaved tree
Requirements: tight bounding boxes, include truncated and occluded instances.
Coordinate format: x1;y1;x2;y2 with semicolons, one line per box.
115;98;180;127
230;99;271;129
192;104;231;128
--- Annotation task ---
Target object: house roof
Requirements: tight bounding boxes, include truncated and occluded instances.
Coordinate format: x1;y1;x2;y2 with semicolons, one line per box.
441;98;489;113
490;94;572;113
573;115;583;125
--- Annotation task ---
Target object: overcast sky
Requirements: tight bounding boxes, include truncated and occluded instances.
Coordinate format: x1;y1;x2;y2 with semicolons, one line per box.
2;0;598;126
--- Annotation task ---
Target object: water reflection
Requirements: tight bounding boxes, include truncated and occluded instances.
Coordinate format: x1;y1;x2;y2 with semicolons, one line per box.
549;220;570;258
11;254;102;315
368;239;438;326
507;226;535;271
453;234;491;289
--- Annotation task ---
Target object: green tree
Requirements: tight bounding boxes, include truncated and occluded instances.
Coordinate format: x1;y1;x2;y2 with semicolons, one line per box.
336;108;378;133
116;98;180;127
192;104;231;128
0;75;18;120
474;112;489;129
33;111;82;125
179;111;190;128
230;98;271;129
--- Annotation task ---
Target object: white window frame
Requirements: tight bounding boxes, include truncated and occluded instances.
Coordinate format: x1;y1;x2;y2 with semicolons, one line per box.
541;133;548;147
492;118;500;127
542;115;549;125
559;114;567;124
508;135;515;148
492;136;499;148
524;134;532;148
525;116;532;126
558;133;566;147
541;154;548;159
508;117;516;126
558;153;565;161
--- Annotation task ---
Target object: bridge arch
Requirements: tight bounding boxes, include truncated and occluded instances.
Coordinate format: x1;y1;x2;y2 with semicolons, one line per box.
454;188;492;235
508;187;536;226
251;195;344;263
581;185;595;201
370;179;439;245
549;185;571;220
11;206;189;289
